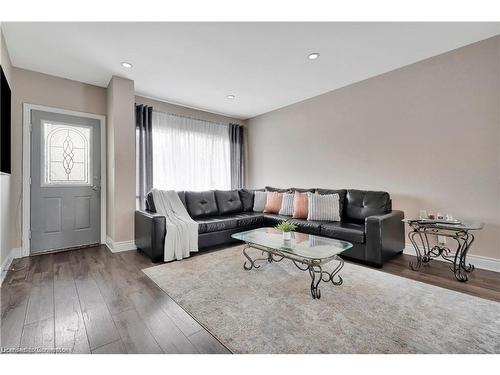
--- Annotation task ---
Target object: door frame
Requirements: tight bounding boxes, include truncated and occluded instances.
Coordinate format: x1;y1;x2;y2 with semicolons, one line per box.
22;103;107;256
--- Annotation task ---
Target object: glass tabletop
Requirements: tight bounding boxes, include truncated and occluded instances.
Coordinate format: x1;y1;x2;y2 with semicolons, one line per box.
231;227;353;260
403;219;484;231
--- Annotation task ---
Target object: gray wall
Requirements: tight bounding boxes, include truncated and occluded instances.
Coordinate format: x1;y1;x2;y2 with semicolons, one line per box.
247;36;500;260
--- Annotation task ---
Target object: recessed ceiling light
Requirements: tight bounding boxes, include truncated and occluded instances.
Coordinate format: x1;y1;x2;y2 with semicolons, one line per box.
308;53;320;60
226;95;235;99
121;62;133;68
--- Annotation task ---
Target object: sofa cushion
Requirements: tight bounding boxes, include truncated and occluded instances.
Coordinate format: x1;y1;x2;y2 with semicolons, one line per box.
344;190;390;223
315;188;347;217
185;191;218;218
177;191;187;207
232;212;265;227
288;218;322;235
215;190;243;215
263;213;290;226
146;190;186;213
320;222;365;244
238;189;255;212
146;192;156;212
195;215;239;233
290;187;315;193
265;186;291;193
196;222;207;234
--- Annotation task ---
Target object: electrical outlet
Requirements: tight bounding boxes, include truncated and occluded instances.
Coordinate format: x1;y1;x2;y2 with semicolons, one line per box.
438;235;446;245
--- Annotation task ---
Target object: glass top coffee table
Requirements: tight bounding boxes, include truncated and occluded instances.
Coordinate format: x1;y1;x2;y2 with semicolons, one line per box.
232;227;353;299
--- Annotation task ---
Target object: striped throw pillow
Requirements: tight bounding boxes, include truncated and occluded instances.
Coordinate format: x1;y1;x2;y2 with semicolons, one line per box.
307;192;340;222
279;193;295;216
253;191;267;212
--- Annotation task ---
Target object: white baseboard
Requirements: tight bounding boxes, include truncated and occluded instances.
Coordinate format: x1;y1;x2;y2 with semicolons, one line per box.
403;245;500;273
106;236;137;253
1;247;23;286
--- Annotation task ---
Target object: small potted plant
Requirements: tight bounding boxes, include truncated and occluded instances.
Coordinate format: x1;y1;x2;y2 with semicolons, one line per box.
275;220;297;241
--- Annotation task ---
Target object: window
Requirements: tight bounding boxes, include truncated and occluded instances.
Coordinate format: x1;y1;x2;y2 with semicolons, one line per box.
42;121;92;186
151;111;230;191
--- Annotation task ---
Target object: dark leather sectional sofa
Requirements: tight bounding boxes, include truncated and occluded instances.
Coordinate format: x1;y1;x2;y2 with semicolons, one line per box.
134;188;405;267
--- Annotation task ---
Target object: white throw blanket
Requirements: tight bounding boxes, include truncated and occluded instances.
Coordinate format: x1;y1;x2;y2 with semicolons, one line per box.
151;189;199;262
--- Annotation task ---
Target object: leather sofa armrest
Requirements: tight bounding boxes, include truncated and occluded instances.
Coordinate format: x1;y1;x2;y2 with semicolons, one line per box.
135;210;166;263
364;210;405;267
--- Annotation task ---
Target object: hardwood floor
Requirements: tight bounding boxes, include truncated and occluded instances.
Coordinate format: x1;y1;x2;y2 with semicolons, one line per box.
382;253;500;303
1;245;498;354
1;245;230;354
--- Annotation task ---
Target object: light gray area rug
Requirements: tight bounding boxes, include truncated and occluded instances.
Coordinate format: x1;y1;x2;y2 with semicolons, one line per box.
143;245;500;354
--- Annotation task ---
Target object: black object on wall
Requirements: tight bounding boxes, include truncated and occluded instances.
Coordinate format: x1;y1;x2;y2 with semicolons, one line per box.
0;65;11;174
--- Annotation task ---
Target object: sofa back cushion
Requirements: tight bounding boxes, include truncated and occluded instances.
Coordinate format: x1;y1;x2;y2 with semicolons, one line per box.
146;190;186;213
185;190;219;218
265;186;291;193
238;189;255;212
146;192;156;212
344;189;390;223
215;190;243;215
290;187;315;193
178;191;186;207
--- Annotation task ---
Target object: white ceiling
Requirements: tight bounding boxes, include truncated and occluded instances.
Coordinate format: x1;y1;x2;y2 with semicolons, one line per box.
3;22;500;119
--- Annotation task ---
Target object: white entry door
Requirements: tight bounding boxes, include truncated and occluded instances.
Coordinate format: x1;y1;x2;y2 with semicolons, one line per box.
30;109;101;253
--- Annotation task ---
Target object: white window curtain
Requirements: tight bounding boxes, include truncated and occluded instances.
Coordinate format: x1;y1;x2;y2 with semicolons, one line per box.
152;110;231;191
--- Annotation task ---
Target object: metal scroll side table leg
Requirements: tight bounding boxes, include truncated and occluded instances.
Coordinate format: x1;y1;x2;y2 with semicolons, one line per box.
408;229;452;269
452;232;475;282
408;229;428;271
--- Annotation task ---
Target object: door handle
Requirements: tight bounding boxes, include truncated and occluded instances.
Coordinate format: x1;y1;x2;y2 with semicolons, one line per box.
92;176;100;192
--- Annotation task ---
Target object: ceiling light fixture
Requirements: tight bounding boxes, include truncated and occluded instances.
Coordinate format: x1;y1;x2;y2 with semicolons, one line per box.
226;95;235;99
121;62;133;68
308;53;320;60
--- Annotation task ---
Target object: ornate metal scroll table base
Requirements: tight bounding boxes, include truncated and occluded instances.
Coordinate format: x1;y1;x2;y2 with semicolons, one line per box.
242;244;344;299
405;220;483;282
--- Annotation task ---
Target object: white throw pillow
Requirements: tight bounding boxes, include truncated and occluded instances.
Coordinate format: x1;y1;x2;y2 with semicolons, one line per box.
307;192;340;221
278;193;295;216
253;191;267;212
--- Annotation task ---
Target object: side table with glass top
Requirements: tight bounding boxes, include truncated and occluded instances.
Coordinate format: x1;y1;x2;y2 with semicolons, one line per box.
403;219;484;281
